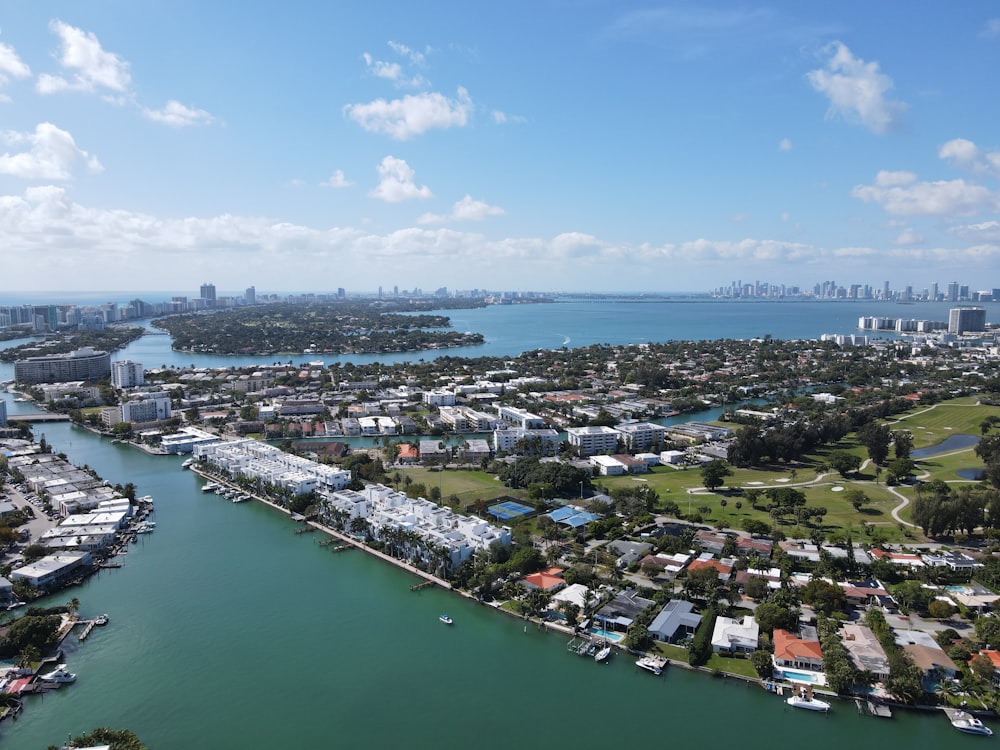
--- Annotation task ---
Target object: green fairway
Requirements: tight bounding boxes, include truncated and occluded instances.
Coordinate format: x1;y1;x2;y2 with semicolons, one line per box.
888;400;1000;448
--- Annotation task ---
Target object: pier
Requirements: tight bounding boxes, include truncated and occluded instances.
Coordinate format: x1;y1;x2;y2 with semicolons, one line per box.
410;580;436;591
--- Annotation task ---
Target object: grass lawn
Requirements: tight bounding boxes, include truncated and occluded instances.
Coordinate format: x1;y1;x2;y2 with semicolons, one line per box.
395;467;529;505
888;401;1000;448
649;642;760;678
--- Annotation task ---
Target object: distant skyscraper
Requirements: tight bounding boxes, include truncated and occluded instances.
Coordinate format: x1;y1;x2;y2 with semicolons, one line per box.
947;281;959;302
245;286;256;305
200;283;217;307
0;398;6;427
929;282;938;301
883;281;890;300
337;288;345;298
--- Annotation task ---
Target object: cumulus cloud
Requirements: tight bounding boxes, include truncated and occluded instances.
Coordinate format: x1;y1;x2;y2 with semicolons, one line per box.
141;100;215;127
853;171;998;216
345;88;472;140
0;41;31;95
893;228;924;245
0;123;102;180
807;41;907;134
320;169;353;188
3;184;1000;288
369;156;432;202
37;20;132;96
939;138;1000;178
418;195;505;224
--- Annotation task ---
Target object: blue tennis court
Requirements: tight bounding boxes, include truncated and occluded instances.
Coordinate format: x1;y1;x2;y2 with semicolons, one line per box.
487;500;534;520
546;506;599;528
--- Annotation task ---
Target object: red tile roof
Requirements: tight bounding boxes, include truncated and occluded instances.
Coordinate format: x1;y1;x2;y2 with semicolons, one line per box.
773;628;823;662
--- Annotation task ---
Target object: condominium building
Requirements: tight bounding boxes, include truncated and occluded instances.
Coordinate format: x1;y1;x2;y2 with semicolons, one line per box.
492;427;560;455
496;405;546;430
614;421;668;451
110;360;145;389
194;438;351;494
120;392;172;423
566;425;620;456
14;347;112;384
948;306;987;334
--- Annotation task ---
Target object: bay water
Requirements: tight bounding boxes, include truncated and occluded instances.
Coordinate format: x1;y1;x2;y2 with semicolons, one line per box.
0;300;973;748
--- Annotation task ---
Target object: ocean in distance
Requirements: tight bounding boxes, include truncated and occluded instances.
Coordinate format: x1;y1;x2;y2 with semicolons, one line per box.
0;298;981;748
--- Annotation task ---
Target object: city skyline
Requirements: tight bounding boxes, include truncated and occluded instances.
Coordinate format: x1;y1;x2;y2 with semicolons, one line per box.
1;3;1000;291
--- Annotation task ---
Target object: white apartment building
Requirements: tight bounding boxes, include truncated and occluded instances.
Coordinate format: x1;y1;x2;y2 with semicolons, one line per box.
422;389;456;407
614;421;668;451
324;484;511;569
492;427;560;455
111;360;145;388
120;392;172;423
566;425;620;456
496;405;546;430
195;438;351;494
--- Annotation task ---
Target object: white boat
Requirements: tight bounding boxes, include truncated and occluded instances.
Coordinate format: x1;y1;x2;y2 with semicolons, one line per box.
94;613;109;626
201;482;219;493
786;694;831;712
39;664;76;683
951;710;994;736
439;614;453;625
594;644;612;662
181;458;195;469
635;655;667;675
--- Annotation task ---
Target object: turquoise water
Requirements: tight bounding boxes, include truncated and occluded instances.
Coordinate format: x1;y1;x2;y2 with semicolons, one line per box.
775;668;825;685
589;627;625;643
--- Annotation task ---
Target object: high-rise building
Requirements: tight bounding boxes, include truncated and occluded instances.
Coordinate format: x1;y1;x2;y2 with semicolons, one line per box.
0;399;6;427
948;306;987;334
200;283;217;307
245;286;256;305
111;360;145;389
14;347;111;384
929;282;938;302
947;281;959;302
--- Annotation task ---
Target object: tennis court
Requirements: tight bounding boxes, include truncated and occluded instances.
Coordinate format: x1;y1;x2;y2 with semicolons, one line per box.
487;500;534;520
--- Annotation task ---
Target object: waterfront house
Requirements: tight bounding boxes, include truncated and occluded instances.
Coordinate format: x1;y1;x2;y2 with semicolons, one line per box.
839;623;890;681
594;589;656;633
711;615;759;654
521;567;566;593
969;650;1000;688
772;628;824;671
894;630;958;688
648;599;702;643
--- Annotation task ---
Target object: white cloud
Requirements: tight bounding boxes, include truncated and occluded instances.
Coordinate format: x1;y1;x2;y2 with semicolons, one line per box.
418;195;504;224
807;41;907;134
362;52;403;81
0;123;102;180
893;228;923;245
369;156;432;202
939;137;1000;178
37;20;132;95
0;41;31;89
492;110;526;125
951;220;1000;243
3;184;1000;288
345;88;472;140
387;41;427;66
981;19;1000;39
853;172;998;216
778;137;792;152
320;169;353;188
142;100;215;127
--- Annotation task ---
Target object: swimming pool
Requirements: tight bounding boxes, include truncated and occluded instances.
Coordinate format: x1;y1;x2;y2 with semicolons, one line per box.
946;585;973;594
775;668;826;685
589;627;625;643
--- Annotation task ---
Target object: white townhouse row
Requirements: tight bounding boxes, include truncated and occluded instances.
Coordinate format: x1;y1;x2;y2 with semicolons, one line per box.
323;484;511;568
194;438;352;495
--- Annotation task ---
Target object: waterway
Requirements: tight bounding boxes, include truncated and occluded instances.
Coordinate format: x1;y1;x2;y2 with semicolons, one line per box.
0;306;972;748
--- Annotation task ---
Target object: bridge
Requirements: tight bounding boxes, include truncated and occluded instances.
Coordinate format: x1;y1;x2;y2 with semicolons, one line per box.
7;413;71;423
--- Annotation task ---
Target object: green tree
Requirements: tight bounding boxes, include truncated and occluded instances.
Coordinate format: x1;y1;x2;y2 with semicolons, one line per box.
701;460;732;491
800;579;847;617
927;599;955;620
751;649;774;678
845;489;870;512
828;450;862;478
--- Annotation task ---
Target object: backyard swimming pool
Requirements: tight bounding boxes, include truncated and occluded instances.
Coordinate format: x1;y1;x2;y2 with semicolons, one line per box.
774;668;826;685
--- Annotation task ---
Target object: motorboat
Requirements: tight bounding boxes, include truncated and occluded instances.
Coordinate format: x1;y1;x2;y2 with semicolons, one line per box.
635;655;667;675
786;694;830;712
94;613;109;626
39;664;76;683
950;710;994;736
594;643;612;663
201;482;220;493
181;458;195;469
439;614;453;625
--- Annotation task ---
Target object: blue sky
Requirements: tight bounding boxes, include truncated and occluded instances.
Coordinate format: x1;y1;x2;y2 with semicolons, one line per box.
1;2;999;294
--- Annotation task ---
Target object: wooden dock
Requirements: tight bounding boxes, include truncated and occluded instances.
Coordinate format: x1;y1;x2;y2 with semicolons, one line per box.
410;580;436;591
78;620;96;641
867;700;892;718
